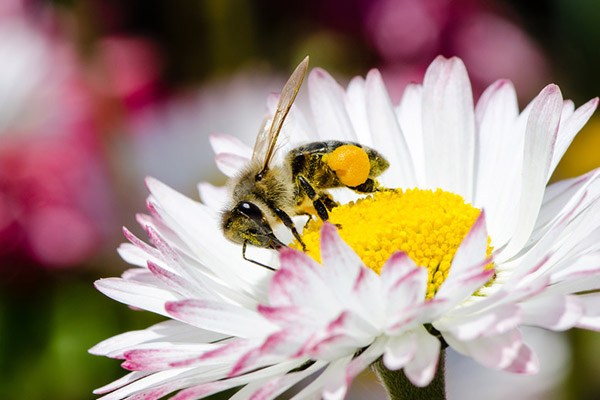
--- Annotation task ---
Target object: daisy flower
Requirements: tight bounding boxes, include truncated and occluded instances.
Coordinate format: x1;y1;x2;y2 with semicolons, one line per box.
91;56;600;399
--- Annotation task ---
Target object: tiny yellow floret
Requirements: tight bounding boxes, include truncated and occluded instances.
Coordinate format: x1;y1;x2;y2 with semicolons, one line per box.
325;145;370;187
293;188;494;299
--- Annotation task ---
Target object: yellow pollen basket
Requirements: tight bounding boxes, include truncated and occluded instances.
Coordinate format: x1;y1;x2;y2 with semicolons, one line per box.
325;145;371;187
293;188;493;299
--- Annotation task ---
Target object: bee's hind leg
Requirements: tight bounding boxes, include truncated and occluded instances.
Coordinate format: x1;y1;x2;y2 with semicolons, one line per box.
349;178;389;193
242;241;276;271
273;208;306;251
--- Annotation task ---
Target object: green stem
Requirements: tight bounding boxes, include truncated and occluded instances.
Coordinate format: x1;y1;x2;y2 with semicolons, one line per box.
372;350;446;400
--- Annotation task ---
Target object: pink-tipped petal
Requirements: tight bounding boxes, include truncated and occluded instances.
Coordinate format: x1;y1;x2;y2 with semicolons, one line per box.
319;223;363;294
403;327;441;387
520;294;584;331
381;252;428;316
446;210;489;280
503;343;539;374
576;292;600;331
444;329;524;371
166;299;277;338
438;303;522;341
383;331;417;370
270;247;340;316
95;278;179;317
322;337;387;400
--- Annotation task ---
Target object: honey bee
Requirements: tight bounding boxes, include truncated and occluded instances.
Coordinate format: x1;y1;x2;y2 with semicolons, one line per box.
221;56;389;269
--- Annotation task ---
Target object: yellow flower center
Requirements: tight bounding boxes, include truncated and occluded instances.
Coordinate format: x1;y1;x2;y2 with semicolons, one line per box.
293;188;493;299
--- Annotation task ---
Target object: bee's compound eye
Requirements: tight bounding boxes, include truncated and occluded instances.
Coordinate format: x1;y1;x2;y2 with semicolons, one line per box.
236;201;264;220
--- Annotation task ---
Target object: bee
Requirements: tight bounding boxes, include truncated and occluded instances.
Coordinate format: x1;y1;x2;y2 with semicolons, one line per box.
221;56;389;269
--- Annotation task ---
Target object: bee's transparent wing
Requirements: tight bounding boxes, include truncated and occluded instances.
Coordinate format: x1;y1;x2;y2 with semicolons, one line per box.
251;115;271;163
251;56;309;170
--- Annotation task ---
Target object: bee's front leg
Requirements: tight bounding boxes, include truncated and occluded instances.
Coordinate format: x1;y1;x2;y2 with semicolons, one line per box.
273;208;306;251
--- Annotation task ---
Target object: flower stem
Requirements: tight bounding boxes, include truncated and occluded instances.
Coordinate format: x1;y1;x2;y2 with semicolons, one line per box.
372;350;446;400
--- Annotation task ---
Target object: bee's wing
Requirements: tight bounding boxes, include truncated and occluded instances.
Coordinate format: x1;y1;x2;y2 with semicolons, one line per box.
251;56;309;170
251;115;271;163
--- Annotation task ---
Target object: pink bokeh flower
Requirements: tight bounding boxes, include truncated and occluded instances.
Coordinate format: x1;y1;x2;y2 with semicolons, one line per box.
363;0;549;102
0;1;114;269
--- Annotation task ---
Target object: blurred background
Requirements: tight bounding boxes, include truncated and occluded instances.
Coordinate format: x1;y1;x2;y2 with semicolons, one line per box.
1;0;599;399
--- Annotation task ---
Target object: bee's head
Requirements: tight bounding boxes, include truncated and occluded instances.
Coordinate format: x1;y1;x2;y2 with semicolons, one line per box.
221;201;285;249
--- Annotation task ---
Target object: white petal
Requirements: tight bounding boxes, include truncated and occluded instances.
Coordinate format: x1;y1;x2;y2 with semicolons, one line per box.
96;366;202;400
520;294;583;331
383;331;417;370
396;83;425;185
345;76;372;145
93;371;150;395
323;336;388;400
89;320;224;358
422;56;475;200
472;79;520;245
549;97;598;178
318;223;363;301
503;343;539;374
403;327;441;387
197;181;229;211
95;278;181;317
168;359;306;400
437;303;521;341
229;330;308;376
365;69;416;188
436;212;493;308
503;84;563;259
232;360;326;400
381;252;428;317
209;133;253;158
289;356;353;400
576;292;600;331
444;329;524;371
117;242;154;268
215;153;250;177
308;68;356;141
165;299;278;338
269;248;340;318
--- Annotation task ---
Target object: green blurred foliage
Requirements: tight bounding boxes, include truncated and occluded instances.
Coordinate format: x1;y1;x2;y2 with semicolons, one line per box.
0;276;164;399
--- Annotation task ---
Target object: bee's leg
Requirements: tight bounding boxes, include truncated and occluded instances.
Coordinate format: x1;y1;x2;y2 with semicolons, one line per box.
273;208;306;251
319;192;338;211
296;211;314;230
242;241;276;271
297;175;330;221
349;178;387;193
